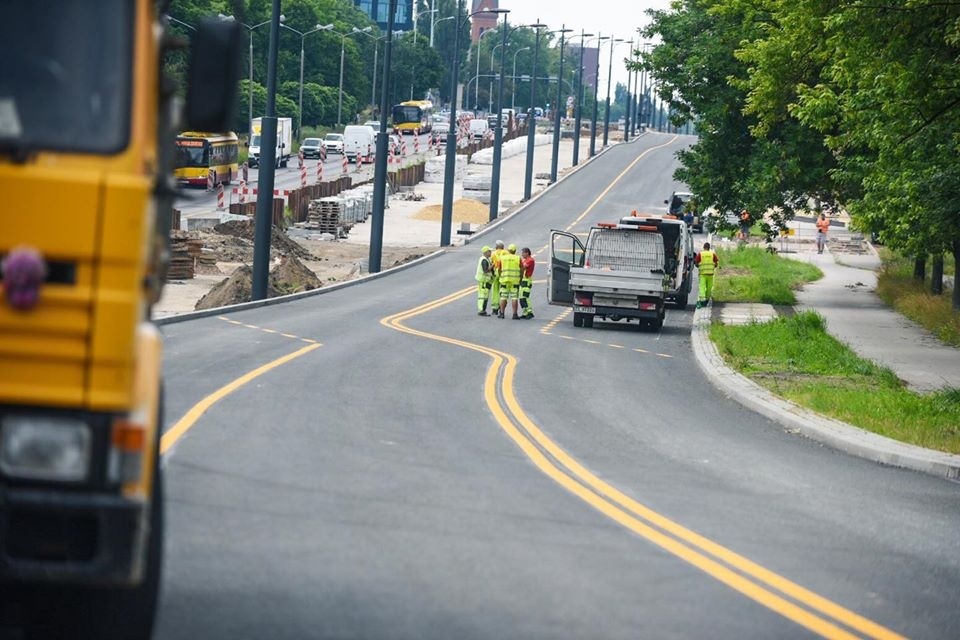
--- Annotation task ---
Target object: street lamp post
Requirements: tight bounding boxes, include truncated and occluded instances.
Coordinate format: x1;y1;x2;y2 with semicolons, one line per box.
473;28;497;111
370;0;399;274
571;30;594;167
489;14;511;222
589;34;610;157
281;23;333;138
603;38;625;147
414;9;437;45
489;43;505;113
511;47;530;111
523;21;548;202
624;38;633;141
441;2;509;246
550;26;572;184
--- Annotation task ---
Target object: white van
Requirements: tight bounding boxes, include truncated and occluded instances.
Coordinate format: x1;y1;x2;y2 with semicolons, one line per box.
342;125;376;164
468;118;489;141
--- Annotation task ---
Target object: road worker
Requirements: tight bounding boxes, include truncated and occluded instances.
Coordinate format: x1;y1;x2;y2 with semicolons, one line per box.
519;247;535;319
476;245;494;316
694;241;719;308
498;244;523;319
489;240;505;312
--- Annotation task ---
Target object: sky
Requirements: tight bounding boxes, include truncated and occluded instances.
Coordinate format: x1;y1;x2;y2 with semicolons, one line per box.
484;0;673;88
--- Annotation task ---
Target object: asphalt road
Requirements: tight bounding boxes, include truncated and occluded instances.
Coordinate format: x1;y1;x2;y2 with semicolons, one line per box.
155;133;960;639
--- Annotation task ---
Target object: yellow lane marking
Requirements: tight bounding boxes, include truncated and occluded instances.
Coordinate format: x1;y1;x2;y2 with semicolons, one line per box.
564;135;679;232
160;343;321;454
384;291;903;640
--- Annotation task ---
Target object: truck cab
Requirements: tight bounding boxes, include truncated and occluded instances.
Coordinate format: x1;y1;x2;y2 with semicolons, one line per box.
0;5;239;637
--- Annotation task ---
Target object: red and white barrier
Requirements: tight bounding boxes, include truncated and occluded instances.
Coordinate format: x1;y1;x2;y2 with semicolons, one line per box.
357;153;363;171
316;160;323;184
401;140;408;157
231;186;291;198
414;135;420;154
342;155;348;176
320;146;327;162
300;163;307;188
297;150;304;170
206;169;214;192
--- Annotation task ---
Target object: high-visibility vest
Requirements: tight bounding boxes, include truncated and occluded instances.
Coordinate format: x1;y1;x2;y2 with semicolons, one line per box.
476;255;492;284
491;249;505;274
499;252;522;285
698;250;717;276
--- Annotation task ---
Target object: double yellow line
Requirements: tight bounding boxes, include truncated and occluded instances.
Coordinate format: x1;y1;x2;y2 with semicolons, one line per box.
382;288;903;640
381;135;905;640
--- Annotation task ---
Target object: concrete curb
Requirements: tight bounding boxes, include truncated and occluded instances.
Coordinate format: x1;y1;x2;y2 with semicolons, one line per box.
154;249;446;326
690;305;960;480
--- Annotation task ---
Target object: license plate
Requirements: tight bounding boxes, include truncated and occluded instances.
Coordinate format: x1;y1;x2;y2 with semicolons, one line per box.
574;306;595;313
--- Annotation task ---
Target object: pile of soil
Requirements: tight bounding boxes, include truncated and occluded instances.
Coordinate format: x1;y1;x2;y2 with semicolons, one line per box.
194;255;322;310
413;199;490;225
213;219;314;260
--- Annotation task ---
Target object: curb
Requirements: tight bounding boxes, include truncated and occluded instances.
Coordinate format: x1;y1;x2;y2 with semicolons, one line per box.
690;305;960;480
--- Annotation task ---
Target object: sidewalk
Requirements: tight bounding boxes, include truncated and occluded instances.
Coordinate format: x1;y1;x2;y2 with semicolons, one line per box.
695;229;960;479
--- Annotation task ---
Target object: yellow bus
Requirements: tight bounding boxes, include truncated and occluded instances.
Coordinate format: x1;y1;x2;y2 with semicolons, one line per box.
391;100;434;135
174;131;239;187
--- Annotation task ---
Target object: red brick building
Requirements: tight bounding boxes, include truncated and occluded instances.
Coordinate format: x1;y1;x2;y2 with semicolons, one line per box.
470;0;499;43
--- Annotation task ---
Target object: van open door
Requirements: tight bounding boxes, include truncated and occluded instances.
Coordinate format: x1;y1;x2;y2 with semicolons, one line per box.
548;230;585;305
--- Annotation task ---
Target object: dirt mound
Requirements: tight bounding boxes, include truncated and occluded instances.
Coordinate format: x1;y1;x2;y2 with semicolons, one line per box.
194;264;269;310
193;255;322;310
213;219;314;260
270;254;322;295
413;199;490;225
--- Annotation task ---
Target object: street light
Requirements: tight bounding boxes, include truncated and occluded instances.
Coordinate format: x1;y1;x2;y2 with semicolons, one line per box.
353;27;385;108
489;13;512;222
440;2;510;246
167;15;196;31
414;9;437;45
523;20;549;202
550;26;572;184
570;30;594;166
332;26;372;127
511;47;530;111
473;28;497;111
624;38;634;142
281;22;334;138
603;38;625;147
589;34;610;157
488;41;509;113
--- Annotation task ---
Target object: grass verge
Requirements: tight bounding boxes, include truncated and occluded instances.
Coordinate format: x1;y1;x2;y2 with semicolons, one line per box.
713;246;822;305
710;312;960;454
875;251;960;347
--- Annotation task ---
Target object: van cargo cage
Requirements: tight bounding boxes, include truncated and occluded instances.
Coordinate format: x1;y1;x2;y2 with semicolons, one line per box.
586;228;666;273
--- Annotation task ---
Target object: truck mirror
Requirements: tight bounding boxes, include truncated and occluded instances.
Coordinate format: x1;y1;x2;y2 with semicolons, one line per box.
184;18;242;132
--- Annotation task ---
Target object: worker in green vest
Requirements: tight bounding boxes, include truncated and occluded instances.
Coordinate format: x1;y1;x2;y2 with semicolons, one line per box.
498;244;523;319
489;240;505;312
694;241;719;308
475;245;494;315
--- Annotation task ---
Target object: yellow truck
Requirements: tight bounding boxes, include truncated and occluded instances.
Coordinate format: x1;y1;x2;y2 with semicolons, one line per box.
0;4;239;637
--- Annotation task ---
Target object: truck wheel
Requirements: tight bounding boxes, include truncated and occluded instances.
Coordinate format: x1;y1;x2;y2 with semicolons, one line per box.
573;312;584;328
583;315;594;329
674;292;688;310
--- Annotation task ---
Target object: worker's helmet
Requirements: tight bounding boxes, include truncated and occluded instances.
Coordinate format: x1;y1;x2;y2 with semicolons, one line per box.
508;243;517;252
481;245;491;253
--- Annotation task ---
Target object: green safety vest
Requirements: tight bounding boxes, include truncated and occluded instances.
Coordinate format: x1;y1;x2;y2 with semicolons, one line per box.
476;255;492;283
499;252;522;285
698;250;717;276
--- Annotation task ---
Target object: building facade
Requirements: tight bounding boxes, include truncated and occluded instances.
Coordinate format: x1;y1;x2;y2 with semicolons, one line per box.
470;0;499;43
354;0;413;32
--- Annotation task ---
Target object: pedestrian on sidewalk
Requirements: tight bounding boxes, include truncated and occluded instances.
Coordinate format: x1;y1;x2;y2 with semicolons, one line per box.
519;247;535;319
498;244;523;319
695;241;719;308
738;209;751;242
815;213;830;254
489;240;505;313
476;246;494;315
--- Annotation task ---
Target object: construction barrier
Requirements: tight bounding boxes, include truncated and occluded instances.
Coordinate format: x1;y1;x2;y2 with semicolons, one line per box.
217;184;225;210
206;169;214;192
342;155;348;176
238;179;247;204
316;160;323;185
300;163;307;188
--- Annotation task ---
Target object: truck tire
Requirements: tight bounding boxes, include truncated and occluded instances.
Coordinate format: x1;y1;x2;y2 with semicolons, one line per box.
674;291;688;310
583;315;594;329
573;312;584;328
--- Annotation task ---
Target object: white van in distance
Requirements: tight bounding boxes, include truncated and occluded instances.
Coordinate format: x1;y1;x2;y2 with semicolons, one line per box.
342;125;376;164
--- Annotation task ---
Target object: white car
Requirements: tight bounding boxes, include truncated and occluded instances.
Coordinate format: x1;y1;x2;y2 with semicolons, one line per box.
323;133;344;155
